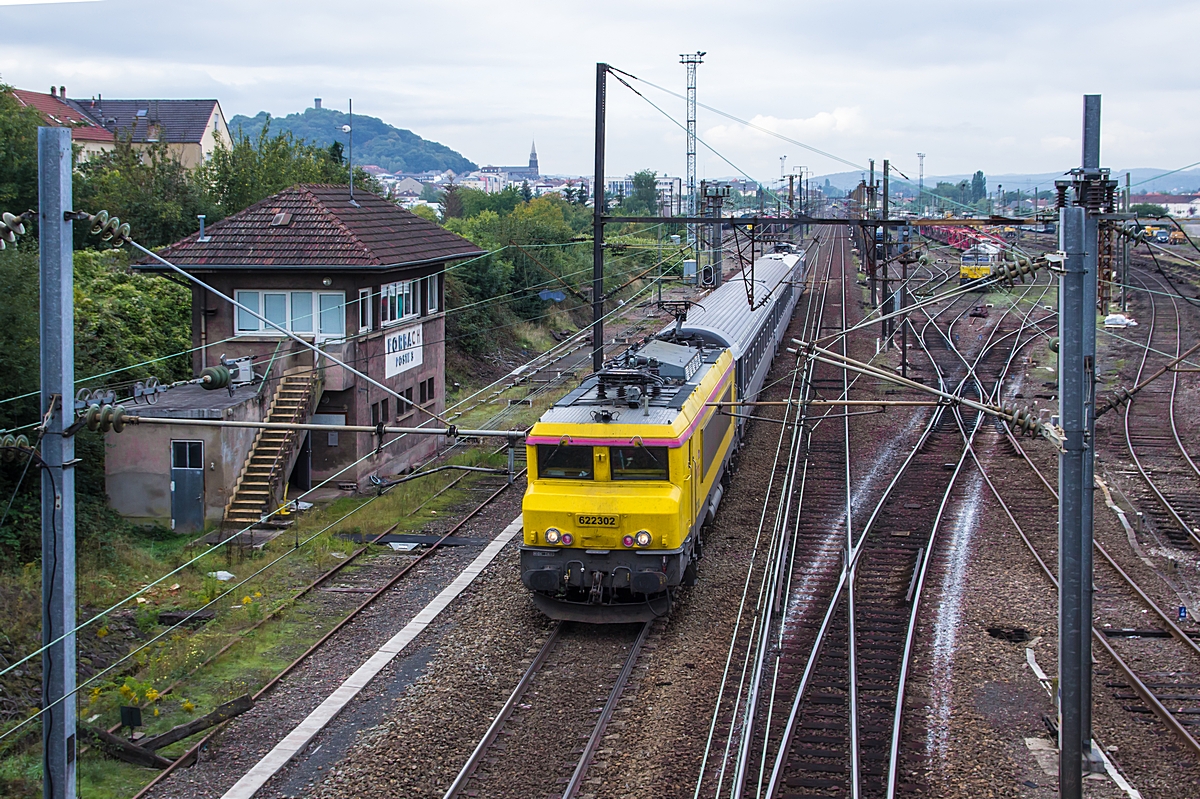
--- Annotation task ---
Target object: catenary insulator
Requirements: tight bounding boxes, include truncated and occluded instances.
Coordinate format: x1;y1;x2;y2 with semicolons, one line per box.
84;403;128;433
1002;403;1041;436
200;365;231;390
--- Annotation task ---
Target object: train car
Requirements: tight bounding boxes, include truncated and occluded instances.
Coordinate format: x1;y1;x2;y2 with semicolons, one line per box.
519;249;806;622
960;243;1000;287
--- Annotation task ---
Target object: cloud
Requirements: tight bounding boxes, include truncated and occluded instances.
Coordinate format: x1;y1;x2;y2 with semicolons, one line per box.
705;108;866;144
2;0;1199;180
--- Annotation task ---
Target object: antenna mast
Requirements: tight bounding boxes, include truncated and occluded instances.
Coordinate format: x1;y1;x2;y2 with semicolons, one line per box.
917;152;925;208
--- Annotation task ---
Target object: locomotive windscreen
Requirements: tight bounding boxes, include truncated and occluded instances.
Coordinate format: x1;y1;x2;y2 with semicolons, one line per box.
537;445;594;479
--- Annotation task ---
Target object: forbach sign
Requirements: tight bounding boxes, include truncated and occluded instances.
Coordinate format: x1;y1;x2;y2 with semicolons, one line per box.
384;323;423;378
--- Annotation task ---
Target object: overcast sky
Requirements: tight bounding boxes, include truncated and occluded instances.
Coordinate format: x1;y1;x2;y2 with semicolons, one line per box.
3;0;1197;187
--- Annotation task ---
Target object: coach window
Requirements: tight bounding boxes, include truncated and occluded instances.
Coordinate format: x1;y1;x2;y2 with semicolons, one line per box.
537;445;594;479
610;446;669;481
701;385;733;477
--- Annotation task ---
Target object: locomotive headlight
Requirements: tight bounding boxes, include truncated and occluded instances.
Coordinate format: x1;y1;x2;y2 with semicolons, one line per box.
635;530;652;547
545;528;561;544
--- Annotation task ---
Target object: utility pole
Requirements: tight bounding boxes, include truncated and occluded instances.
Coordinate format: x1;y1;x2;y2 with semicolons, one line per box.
1057;94;1114;798
681;52;704;251
592;63;608;373
899;225;912;378
1122;172;1131;312
39;126;77;799
1058;197;1087;799
881;160;890;346
868;160;877;310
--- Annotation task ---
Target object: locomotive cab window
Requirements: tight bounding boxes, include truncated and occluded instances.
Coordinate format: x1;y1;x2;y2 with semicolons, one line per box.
610;446;669;481
537;445;594;479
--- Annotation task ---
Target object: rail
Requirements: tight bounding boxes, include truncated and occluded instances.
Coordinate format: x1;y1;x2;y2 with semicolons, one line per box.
442;620;651;799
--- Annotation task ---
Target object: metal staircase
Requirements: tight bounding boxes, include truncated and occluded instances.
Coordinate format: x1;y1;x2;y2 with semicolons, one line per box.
221;369;321;534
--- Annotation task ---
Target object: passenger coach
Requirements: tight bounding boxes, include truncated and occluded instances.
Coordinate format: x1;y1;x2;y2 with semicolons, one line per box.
520;247;806;621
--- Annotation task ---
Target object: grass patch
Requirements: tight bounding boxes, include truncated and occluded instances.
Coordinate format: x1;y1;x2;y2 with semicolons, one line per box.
0;446;511;799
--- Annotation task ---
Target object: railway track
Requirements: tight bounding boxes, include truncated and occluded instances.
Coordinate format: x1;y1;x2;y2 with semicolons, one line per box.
982;406;1200;760
1110;266;1200;549
691;225;853;797
443;621;652;799
132;468;525;798
695;233;1060;798
954;257;1200;763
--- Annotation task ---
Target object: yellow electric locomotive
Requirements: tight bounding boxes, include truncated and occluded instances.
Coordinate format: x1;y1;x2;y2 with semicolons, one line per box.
520;248;806;622
959;243;1000;287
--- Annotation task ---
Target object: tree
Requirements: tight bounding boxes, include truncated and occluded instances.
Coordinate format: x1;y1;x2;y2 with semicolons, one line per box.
74;136;219;249
441;183;464;219
971;171;986;203
1131;202;1167;217
0;246;190;564
457;186;522;219
0;83;42;221
520;180;533;202
195;118;381;218
419;182;442;202
617;169;658;216
409;204;438;222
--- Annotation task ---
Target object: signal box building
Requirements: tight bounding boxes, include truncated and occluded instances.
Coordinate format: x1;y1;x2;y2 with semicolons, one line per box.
107;184;483;533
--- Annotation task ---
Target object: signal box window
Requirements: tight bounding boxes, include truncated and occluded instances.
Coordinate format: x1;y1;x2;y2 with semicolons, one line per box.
537;445;594;480
610;446;669;481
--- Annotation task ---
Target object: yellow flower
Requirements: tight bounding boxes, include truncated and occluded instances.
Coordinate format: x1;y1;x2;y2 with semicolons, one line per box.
181;700;195;713
144;688;160;702
253;591;262;599
97;627;109;638
242;596;252;606
88;687;101;704
118;684;134;699
153;707;159;717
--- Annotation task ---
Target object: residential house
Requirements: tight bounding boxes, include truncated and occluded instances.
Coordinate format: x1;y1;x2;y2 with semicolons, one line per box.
107;184;484;533
390;177;426;198
606;175;684;215
11;86;114;159
69;96;230;168
1131;193;1200;217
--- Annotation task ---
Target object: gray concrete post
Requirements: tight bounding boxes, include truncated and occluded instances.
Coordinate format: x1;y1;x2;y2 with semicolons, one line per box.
1058;203;1086;799
1080;95;1101;763
39;126;77;799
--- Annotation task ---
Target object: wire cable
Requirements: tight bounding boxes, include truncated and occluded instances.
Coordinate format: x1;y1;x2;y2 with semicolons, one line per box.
609;67;984;215
606;69;783;205
0;270;672;679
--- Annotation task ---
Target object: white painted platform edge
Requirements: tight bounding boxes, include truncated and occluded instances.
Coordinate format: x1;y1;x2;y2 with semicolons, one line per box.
221;514;524;799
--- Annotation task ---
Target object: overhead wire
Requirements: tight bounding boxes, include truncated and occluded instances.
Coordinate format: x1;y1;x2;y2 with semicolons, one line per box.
0;268;674;682
605;67;784;206
0;485;394;746
610;68;986;215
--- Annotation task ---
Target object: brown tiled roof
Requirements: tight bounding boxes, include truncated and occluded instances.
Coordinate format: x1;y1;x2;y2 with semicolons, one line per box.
12;89;115;144
137;184;484;271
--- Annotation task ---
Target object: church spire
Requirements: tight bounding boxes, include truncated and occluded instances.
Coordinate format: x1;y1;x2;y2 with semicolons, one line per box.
528;140;539;176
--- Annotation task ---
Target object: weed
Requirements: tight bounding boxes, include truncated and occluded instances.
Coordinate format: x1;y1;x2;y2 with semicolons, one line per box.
201;575;222;604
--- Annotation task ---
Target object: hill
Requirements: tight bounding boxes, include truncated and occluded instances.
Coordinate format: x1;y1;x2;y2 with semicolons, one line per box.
229;107;477;175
